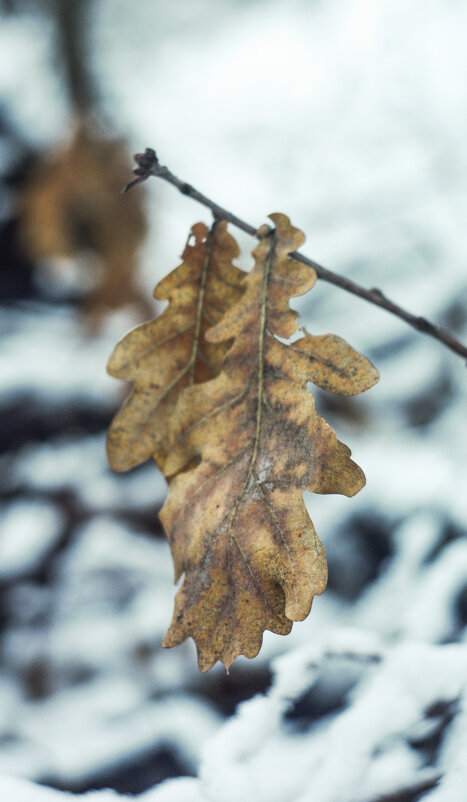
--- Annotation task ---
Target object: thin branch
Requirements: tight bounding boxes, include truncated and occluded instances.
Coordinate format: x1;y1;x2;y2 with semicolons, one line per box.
125;149;467;362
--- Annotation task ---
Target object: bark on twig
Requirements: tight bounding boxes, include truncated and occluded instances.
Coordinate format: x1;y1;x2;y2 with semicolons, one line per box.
125;149;467;362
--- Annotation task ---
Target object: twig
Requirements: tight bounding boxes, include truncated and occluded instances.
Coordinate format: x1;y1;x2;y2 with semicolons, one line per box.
125;149;467;362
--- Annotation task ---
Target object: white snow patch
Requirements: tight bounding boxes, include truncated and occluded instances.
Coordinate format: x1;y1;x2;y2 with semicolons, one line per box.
0;501;62;580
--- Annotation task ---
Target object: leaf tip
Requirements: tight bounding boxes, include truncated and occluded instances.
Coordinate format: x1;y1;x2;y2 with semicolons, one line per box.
345;463;367;497
268;212;306;251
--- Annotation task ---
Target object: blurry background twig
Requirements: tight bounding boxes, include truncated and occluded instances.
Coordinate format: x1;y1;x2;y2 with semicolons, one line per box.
51;0;96;115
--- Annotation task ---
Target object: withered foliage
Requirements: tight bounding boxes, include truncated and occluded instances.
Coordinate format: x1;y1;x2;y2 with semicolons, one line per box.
107;213;379;671
21;124;148;324
107;221;245;472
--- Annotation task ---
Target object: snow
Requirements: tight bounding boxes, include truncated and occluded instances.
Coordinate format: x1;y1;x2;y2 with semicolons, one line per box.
195;638;467;802
352;510;465;640
1;0;466;800
0;501;63;580
425;685;467;802
0;774;209;802
12;691;219;786
0;14;67;148
0;306;127;406
0;775;125;801
8;435;168;514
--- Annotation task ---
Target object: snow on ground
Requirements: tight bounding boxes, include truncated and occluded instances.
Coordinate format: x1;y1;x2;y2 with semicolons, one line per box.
0;501;63;581
196;636;467;802
0;0;466;800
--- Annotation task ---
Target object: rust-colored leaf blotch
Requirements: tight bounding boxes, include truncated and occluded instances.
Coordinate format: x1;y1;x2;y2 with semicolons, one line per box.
161;213;379;671
106;220;245;472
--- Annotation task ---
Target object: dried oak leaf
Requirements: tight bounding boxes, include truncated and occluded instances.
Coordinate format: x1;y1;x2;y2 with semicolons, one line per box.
20;123;148;324
161;213;379;671
107;221;245;472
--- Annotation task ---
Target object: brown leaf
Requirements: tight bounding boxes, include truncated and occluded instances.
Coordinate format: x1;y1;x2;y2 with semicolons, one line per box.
290;333;379;395
106;220;245;472
160;213;379;671
20;123;148;324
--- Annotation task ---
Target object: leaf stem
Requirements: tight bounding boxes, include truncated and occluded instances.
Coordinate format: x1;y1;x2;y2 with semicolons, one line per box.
125;149;467;362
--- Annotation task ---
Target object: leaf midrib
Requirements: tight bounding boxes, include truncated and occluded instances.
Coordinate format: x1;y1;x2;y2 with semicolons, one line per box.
224;233;276;547
189;223;216;383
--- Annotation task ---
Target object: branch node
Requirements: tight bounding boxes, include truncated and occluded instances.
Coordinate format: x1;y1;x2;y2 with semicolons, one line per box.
415;316;432;332
212;210;226;222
